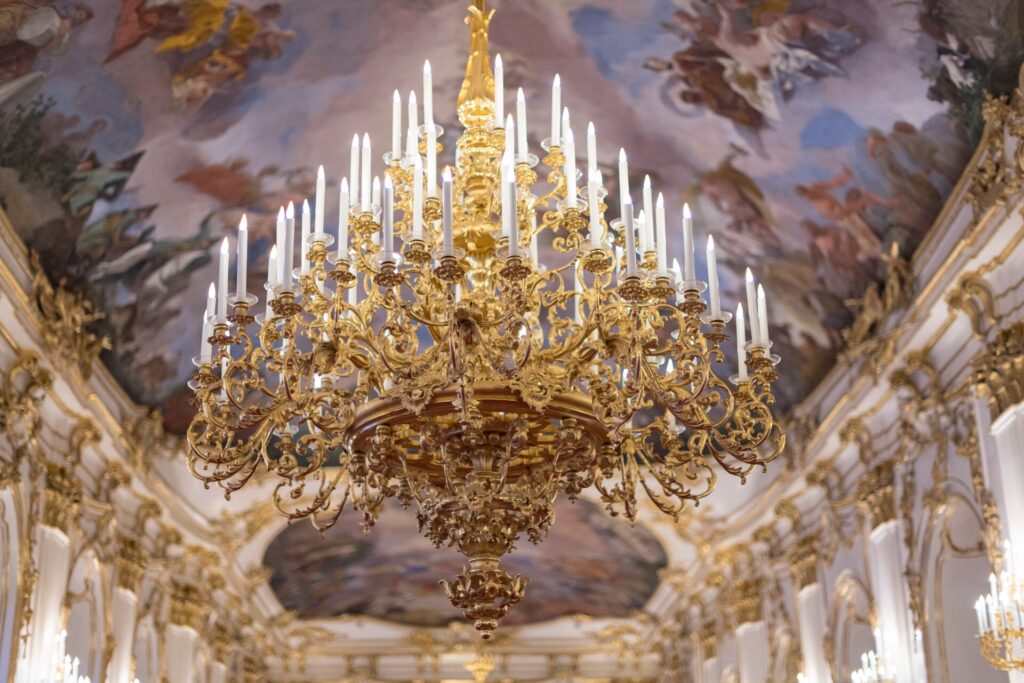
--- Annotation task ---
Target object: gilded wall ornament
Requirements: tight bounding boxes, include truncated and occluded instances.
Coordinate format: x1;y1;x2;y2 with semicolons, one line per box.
29;251;110;379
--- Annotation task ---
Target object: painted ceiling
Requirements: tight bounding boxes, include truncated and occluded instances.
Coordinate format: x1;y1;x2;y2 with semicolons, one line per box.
263;497;667;626
2;0;1020;431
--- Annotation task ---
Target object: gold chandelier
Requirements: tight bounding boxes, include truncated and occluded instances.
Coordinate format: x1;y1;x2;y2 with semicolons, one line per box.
186;0;784;638
976;543;1024;670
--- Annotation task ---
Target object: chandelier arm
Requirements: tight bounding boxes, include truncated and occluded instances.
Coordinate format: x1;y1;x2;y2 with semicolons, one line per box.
271;466;343;524
401;304;451;328
310;480;350;532
536;170;567;215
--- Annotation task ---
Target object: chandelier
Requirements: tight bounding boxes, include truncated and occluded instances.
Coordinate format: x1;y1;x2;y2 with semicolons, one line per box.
50;630;93;683
850;648;893;683
976;542;1024;670
186;0;783;637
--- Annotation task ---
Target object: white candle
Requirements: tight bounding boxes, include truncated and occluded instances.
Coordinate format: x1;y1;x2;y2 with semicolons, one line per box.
975;596;988;634
507;171;519;257
707;235;720;317
641;176;653;254
360;133;372;210
550;74;561;145
235;214;247;298
338;178;349;258
315;165;326;237
371;176;381;224
494;54;503;127
736;303;748;380
757;284;769;346
618;148;629;214
682;202;695;282
501;153;513;238
423;60;434;126
561;107;570;145
563;127;576;206
391;90;401;160
586;121;597;178
745;268;760;346
655;192;667;274
442;166;454;256
201;282;215;362
623;201;637;278
588;171;601;248
426;123;437;196
284;202;295;289
382;173;394;259
265;247;276;316
349;134;360;208
217;237;229;318
300;198;311;275
275;206;286;284
637;210;646;266
412;155;423;239
406;90;418;159
504;114;515;160
516;88;528;162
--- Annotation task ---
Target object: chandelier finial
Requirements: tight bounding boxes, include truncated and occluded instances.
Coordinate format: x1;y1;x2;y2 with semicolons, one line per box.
458;0;495;109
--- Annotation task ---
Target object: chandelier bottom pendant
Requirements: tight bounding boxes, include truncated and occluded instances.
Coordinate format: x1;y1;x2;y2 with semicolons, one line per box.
185;0;784;638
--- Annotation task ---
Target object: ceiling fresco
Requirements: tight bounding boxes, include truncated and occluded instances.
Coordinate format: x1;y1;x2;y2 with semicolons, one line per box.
263;497;668;626
0;0;1021;435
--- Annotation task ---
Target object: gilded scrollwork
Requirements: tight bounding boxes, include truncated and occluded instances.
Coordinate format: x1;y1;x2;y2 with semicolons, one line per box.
965;66;1024;215
947;271;998;338
973;321;1024;421
29;250;110;379
0;352;52;484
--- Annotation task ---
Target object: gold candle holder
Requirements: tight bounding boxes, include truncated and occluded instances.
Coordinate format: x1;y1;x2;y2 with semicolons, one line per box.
374;259;405;288
353;211;380;236
678;287;707;316
424;196;442;222
499;254;531;281
270;290;302;317
618;275;647;303
582;248;613;273
403;239;431;264
434;254;465;282
648;275;675;301
328;258;356;286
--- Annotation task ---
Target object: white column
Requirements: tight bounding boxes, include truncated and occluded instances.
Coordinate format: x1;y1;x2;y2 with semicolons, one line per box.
208;662;228;683
983;399;1024;683
867;520;919;683
19;525;71;683
735;621;769;683
991;403;1024;569
106;587;138;683
702;656;720;683
165;624;198;683
796;583;831;683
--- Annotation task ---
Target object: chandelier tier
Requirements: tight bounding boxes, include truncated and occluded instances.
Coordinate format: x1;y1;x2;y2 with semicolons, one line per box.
186;0;784;638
